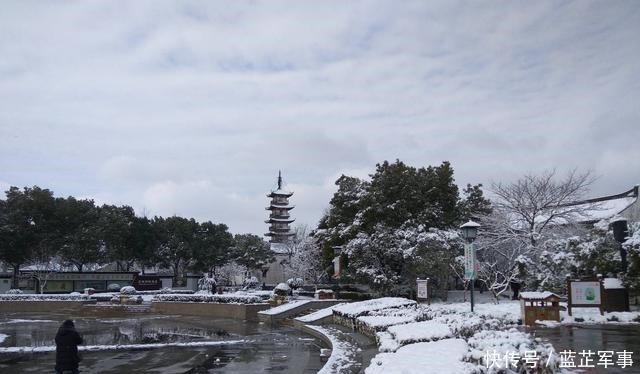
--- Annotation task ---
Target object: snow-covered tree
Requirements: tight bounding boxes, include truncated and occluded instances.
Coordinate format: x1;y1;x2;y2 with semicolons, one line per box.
490;169;595;246
344;224;460;295
286;238;326;285
315;160;488;294
623;221;640;291
478;169;597;296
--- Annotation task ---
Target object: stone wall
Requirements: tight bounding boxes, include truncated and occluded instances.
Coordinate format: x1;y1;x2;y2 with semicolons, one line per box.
0;300;92;313
151;302;271;321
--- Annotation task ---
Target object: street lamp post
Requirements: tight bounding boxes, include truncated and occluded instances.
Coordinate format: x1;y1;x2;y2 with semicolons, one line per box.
460;220;481;312
611;216;629;272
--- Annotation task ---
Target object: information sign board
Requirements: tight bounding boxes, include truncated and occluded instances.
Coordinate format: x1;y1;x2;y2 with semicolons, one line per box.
464;243;476;280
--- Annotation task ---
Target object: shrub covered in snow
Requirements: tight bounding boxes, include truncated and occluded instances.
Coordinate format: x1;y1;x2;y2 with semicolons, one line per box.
133;289;195;295
107;283;121;291
287;277;304;289
466;329;559;373
120;286;136;295
387;320;452;345
153;293;263;304
333;297;417;319
243;276;259;289
198;276;216;293
6;289;23;294
274;282;291;296
0;294;90;301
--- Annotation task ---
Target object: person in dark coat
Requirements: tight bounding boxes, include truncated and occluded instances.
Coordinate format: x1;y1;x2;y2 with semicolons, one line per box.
55;319;83;374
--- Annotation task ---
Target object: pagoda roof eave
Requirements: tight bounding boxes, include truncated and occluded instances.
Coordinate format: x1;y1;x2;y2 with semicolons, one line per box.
267;190;293;197
265;219;295;224
264;232;295;237
266;205;295;210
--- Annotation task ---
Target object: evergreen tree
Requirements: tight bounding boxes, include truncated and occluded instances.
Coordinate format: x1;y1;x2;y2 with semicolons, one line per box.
0;186;58;288
459;183;492;221
99;204;137;271
233;233;274;272
153;216;198;283
315;160;471;294
192;221;234;277
57;197;102;272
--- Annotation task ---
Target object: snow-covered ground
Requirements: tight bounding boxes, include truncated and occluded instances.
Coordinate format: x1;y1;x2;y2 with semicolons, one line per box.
0;333;7;344
295;303;346;323
319;299;561;374
306;325;361;374
332;297;417;318
326;297;640;373
366;338;474;374
2;319;55;324
559;306;640;324
258;300;309;315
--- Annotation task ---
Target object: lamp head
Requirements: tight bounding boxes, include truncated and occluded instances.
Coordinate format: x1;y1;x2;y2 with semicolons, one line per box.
460;220;481;242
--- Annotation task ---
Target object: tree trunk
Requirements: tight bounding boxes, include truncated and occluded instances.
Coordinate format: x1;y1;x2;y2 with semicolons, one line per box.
11;265;20;289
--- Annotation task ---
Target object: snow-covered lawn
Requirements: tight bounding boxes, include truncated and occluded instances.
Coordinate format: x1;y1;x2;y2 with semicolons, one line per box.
334;297;639;373
560;307;640;324
356;315;415;331
387;320;452;345
328;298;560;374
366;338;474;374
332;297;416;318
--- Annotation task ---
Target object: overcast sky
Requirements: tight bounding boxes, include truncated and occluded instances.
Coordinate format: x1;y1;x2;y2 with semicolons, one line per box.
1;1;639;235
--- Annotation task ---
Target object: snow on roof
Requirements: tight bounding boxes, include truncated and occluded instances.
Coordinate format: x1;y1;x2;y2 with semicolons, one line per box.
572;197;637;222
519;291;559;300
332;297;417;318
603;278;624;289
533;197;637;226
266;217;295;222
534;186;639;225
267;188;293;197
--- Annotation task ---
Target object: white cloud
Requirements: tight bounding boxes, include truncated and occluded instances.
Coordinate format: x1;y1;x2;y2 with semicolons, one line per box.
0;0;639;234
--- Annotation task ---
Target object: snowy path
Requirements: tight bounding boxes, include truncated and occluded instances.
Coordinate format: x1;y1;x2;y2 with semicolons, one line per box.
306;325;365;374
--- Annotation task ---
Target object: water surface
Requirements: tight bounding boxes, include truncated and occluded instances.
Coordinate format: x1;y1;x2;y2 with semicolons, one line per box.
0;312;326;373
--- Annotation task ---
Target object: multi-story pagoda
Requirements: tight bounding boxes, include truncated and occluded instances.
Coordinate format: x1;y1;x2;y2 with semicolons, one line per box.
265;171;295;244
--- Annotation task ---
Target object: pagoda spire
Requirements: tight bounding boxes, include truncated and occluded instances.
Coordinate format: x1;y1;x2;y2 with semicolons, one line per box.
265;172;295;244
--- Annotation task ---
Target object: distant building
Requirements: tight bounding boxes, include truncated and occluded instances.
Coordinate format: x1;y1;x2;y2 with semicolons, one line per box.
565;185;639;224
263;171;295;285
265;171;295;244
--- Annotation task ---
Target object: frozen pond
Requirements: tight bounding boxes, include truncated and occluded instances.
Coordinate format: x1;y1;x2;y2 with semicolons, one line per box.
0;312;326;373
534;324;640;374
